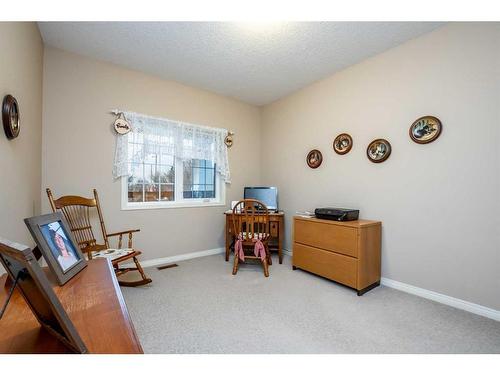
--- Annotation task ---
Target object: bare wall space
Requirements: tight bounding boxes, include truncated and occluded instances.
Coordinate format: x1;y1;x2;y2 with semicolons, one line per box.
260;23;500;310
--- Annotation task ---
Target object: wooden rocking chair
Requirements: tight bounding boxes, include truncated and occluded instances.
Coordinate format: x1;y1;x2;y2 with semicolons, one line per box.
46;188;152;287
231;199;272;277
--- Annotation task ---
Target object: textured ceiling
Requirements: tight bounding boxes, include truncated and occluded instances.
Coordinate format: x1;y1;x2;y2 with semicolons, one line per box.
38;22;444;105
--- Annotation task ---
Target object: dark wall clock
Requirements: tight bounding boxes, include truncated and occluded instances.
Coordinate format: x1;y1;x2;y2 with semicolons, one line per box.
2;95;20;140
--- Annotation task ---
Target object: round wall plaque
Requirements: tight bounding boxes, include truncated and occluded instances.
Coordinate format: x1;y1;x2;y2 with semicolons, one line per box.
224;134;233;148
114;113;131;135
306;149;323;169
366;139;391;163
2;95;20;140
409;115;442;144
333;133;353;155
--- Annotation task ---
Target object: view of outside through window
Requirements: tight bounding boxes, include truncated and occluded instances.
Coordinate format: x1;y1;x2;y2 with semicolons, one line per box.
128;158;216;203
182;159;216;199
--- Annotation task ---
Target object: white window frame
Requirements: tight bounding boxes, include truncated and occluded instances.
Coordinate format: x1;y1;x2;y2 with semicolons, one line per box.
121;157;225;210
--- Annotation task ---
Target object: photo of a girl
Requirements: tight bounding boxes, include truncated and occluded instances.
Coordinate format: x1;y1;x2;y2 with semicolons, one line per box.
41;221;80;272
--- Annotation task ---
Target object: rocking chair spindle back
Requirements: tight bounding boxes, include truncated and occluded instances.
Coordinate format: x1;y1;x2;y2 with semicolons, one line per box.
46;188;152;287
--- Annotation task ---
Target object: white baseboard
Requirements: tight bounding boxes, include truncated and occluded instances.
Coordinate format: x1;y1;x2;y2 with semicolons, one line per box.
381;277;500;322
286;248;499;321
126;247;225;269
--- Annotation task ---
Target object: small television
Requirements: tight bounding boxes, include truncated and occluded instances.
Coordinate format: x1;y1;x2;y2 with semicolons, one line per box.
244;187;278;211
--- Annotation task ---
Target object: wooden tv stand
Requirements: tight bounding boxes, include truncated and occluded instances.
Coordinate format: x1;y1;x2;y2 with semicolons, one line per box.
292;216;381;296
0;258;143;353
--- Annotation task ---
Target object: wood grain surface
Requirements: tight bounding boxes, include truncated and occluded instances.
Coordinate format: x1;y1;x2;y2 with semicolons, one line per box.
0;258;143;354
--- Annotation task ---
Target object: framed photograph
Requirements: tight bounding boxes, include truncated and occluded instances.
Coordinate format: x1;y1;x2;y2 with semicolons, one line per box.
0;238;87;353
333;133;353;155
24;212;87;285
409;115;442;144
306;149;323;169
367;139;392;163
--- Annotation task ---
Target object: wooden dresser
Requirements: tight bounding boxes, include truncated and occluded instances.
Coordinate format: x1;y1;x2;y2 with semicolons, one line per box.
292;216;381;295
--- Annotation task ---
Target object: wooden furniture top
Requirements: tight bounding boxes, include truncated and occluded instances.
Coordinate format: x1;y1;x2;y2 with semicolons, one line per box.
294;215;381;228
0;258;143;354
225;210;284;216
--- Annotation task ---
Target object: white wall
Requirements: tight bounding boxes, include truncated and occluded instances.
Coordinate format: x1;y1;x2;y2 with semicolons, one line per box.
261;23;500;310
42;47;261;260
0;23;43;247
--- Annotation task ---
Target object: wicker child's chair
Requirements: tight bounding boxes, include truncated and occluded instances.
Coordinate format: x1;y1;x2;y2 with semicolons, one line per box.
231;199;272;277
46;188;152;287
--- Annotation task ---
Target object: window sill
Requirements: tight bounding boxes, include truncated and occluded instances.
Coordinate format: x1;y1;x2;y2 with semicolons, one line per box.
121;201;226;211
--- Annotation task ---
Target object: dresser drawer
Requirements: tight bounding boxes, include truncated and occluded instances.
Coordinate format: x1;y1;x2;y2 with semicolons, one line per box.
294;219;358;257
293;243;357;288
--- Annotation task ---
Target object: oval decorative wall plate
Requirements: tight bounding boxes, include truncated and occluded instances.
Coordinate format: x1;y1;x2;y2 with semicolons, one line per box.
333;133;353;155
114;113;131;135
306;149;323;169
366;139;391;163
224;133;234;148
409;116;442;144
2;95;20;140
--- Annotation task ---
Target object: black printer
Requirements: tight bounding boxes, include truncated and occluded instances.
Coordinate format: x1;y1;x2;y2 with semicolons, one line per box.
314;207;359;221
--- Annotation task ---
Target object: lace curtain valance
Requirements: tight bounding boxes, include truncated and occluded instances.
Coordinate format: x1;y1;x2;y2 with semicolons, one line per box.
113;111;230;183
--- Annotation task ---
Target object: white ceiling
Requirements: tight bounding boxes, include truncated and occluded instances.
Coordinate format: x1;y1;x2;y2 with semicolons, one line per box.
38;22;444;106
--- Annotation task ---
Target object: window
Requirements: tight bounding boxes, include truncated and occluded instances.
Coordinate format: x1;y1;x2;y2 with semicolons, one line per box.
127;156;175;203
115;111;229;210
123;156;223;209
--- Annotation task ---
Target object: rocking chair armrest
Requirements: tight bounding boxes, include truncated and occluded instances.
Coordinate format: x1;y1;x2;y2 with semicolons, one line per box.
106;229;140;238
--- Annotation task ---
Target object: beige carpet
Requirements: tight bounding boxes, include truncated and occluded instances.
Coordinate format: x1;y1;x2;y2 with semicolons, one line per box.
121;254;500;353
